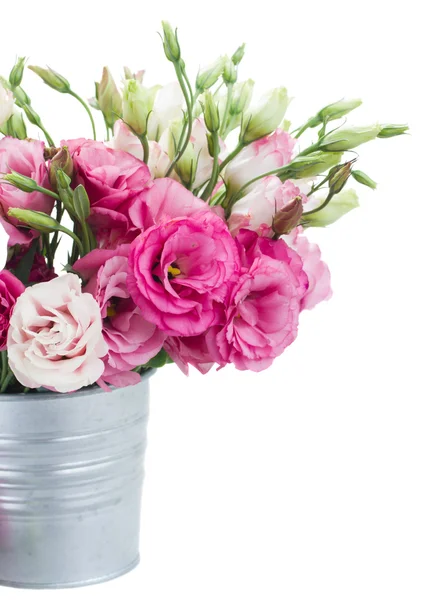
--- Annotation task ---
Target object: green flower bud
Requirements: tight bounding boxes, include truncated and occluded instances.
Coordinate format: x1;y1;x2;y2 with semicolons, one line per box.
351;169;377;189
203;91;220;133
162;21;181;62
328;160;354;195
223;57;237;85
8;208;60;234
12;86;31;108
73;185;91;221
0;111;27;140
319;124;382;151
196;57;226;92
241;87;290;143
231;43;246;66
2;171;39;193
21;103;42;127
28;66;70;94
377;124;409;138
49;146;74;191
280;151;343;180
302;189;359;228
98;67;122;129
56;169;76;216
9;57;26;89
123;79;158;136
311;98;362;126
230;80;254;116
272;196;303;236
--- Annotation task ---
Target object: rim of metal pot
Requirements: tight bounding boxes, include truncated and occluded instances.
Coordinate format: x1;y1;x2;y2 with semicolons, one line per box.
0;368;156;402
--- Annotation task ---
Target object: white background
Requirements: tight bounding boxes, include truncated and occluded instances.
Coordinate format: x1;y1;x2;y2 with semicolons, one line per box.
1;0;422;598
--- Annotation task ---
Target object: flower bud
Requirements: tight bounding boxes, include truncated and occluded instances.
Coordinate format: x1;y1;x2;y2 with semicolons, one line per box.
328;160;355;195
241;87;289;143
311;98;362;126
0;110;27;139
272;196;303;235
8;208;60;234
230;79;254;116
223;57;237;85
319;124;382;151
49;146;74;191
98;67;122;129
203;91;220;133
351;169;377;189
122;79;156;136
280;151;343;180
196;57;226;92
56;169;75;216
231;43;246;66
12;85;31;108
302;189;359;228
377;124;409;138
2;171;39;193
73;185;91;221
9;57;26;89
22;104;42;127
162;21;181;62
28;66;70;94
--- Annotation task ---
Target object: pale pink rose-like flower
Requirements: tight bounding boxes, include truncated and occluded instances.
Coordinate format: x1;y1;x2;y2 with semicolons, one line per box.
228;176;306;236
224;129;296;193
0;138;52;246
129;177;210;232
0;270;25;351
111;120;171;178
7;274;108;393
64;138;152;248
208;230;308;372
128;211;241;337
74;247;165;387
284;227;332;310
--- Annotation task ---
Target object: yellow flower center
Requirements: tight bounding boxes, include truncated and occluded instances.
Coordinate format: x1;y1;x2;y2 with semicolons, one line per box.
168;265;181;278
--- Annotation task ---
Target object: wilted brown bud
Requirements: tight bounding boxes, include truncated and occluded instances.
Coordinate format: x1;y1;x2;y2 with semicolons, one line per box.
328;160;355;195
49;146;74;191
272;196;303;236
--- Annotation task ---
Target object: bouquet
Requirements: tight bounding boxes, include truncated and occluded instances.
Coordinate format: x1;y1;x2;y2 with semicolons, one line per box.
0;22;407;395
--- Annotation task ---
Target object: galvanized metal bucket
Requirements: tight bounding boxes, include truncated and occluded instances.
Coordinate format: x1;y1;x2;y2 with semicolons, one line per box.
0;373;152;589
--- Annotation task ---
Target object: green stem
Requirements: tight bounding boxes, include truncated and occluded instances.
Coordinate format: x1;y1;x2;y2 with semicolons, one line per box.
1;352;8;386
218;141;246;173
201;131;221;201
69;90;97;140
51;200;63;257
139;134;149;164
0;371;15;394
34;186;60;201
42;233;54;269
39;124;55;147
302;190;335;217
294;118;315;139
297;142;320;157
165;64;195;178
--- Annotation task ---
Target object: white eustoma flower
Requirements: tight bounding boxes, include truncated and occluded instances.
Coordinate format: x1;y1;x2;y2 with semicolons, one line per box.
147;82;184;141
0;81;14;128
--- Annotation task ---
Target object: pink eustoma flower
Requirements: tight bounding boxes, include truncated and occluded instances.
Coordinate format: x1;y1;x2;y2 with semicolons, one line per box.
0;270;25;351
64;138;152;247
128;211;240;337
0;138;52;246
74;246;166;387
209;230;308;372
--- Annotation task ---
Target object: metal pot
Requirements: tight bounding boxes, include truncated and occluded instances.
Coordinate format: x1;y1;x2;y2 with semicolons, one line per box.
0;372;152;588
